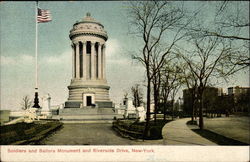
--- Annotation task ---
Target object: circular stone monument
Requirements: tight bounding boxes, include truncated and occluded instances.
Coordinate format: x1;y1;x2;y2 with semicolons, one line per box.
65;13;112;108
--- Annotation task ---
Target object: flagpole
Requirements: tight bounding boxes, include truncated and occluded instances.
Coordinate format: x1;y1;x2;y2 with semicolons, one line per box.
33;1;40;108
35;1;38;90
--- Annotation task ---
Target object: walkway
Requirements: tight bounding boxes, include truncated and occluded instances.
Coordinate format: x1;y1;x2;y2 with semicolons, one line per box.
162;118;217;145
39;123;164;145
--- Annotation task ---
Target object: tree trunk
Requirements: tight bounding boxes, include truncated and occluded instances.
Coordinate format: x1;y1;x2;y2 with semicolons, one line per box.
163;98;167;121
153;87;158;122
191;89;196;122
199;99;204;129
144;77;151;139
172;100;174;121
191;105;194;122
191;96;195;122
198;88;204;130
194;105;197;120
153;72;160;123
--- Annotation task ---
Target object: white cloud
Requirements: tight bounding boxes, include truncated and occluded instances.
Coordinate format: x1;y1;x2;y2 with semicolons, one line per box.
1;54;34;66
0;55;16;65
108;58;129;65
43;51;71;65
0;51;72;67
20;55;34;63
106;39;120;59
105;39;136;66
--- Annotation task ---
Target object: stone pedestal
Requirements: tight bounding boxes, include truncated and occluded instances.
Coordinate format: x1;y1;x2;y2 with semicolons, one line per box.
32;92;40;108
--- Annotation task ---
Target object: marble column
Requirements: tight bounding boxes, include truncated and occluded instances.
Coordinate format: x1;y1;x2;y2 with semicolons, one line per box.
82;41;87;79
102;44;106;79
98;43;102;79
75;42;80;79
71;43;75;78
91;42;96;79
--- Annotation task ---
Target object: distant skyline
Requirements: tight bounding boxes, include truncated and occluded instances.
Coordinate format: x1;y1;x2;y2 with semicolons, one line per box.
0;1;249;110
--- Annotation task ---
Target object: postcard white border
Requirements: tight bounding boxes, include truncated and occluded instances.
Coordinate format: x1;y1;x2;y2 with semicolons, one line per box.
1;145;249;162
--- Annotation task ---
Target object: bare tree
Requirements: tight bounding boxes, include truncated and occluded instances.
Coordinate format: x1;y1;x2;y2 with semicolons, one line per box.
131;84;143;107
128;0;187;137
188;1;249;66
178;1;249;127
150;45;174;122
175;35;245;129
168;66;184;120
180;63;198;122
21;95;32;110
123;89;129;99
160;65;172;121
159;62;183;121
212;1;249;41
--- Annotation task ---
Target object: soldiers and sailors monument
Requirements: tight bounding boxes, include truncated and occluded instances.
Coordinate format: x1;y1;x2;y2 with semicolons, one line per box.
65;12;113;110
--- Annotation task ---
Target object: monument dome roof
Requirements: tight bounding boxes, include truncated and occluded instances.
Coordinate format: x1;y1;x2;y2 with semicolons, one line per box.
81;12;101;25
69;12;108;41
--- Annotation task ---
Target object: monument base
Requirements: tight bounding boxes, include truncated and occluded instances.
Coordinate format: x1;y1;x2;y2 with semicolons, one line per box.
52;107;123;122
96;101;113;108
64;101;81;108
64;101;113;108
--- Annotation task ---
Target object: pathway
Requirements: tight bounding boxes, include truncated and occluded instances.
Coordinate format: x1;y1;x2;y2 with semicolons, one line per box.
162;118;217;145
40;118;220;145
39;123;163;145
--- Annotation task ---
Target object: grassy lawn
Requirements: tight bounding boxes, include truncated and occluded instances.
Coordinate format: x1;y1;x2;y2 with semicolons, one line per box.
204;116;250;144
192;129;248;145
187;118;249;145
0;120;62;145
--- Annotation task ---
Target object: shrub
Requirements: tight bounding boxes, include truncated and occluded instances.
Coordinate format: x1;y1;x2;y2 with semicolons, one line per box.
112;119;169;140
149;127;162;139
186;120;198;125
0;121;62;145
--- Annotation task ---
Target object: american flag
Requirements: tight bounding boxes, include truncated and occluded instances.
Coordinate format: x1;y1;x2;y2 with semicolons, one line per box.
37;8;52;23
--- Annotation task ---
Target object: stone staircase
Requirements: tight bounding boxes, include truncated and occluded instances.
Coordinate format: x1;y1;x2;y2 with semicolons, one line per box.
52;107;123;122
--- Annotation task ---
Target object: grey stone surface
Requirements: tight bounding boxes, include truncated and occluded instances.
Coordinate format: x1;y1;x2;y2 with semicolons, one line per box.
39;123;164;145
53;115;120;120
64;101;81;108
42;118;220;145
96;101;113;108
56;108;121;120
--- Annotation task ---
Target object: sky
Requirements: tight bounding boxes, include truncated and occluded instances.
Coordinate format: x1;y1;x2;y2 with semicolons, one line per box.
0;1;249;110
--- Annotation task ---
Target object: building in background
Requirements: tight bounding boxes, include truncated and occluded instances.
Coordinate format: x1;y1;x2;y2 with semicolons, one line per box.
228;86;250;96
228;86;250;113
183;86;250;117
183;87;223;116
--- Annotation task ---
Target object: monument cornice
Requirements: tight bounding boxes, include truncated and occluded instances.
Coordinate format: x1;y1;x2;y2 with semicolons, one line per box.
69;31;108;41
74;21;104;28
68;84;110;90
